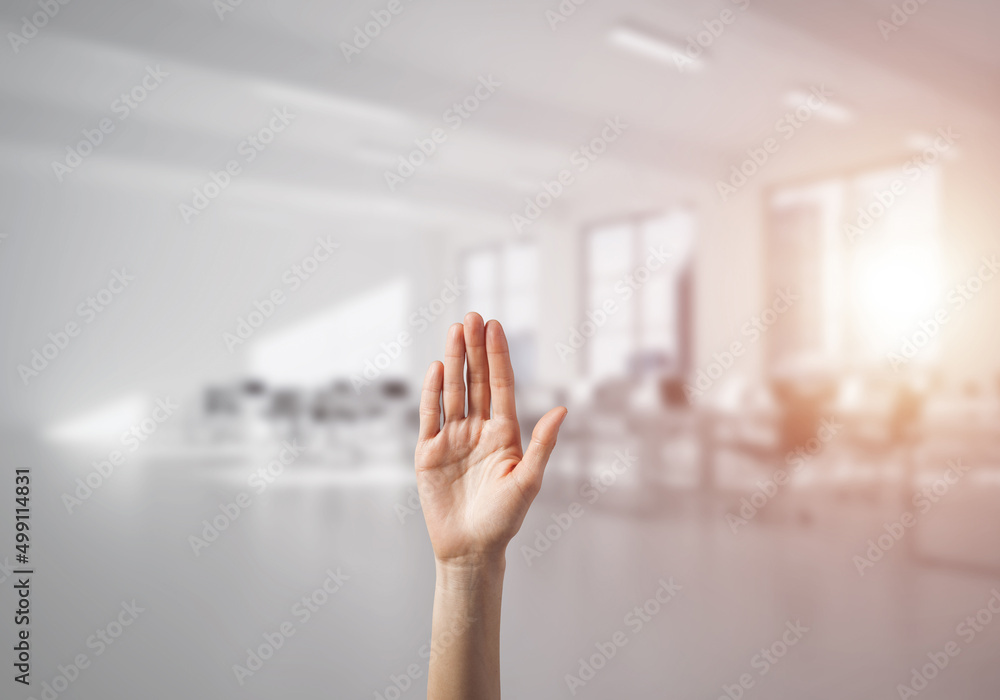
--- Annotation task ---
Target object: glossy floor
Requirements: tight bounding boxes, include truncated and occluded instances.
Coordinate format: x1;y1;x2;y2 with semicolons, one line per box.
10;434;1000;700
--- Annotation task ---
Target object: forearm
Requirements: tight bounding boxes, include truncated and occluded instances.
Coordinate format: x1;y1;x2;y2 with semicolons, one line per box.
428;555;506;700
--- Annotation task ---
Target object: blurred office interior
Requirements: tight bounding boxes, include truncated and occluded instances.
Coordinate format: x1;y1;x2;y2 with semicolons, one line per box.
2;0;1000;698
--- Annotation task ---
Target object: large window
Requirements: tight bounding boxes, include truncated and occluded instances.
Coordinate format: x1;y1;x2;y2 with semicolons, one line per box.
767;161;942;372
584;209;695;378
463;239;539;383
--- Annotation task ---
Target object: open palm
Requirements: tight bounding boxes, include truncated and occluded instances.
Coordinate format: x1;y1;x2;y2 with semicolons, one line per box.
414;313;567;564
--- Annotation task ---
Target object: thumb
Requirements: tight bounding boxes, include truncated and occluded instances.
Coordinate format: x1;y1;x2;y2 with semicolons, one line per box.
517;406;568;496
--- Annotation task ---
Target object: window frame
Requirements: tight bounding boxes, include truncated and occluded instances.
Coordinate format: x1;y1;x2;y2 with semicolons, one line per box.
580;208;695;379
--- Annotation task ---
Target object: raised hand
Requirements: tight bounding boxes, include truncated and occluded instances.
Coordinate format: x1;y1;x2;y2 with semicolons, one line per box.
414;312;568;566
416;313;566;700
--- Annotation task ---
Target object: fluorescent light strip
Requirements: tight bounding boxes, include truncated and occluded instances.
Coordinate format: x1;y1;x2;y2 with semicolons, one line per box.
784;89;854;124
609;25;705;71
253;80;414;128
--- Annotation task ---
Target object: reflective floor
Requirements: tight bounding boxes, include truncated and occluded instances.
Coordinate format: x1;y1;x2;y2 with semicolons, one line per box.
9;431;1000;700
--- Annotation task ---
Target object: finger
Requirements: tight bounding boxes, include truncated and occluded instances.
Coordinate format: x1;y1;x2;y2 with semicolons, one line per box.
485;320;516;419
515;407;568;497
418;361;443;441
443;323;467;421
464;312;490;419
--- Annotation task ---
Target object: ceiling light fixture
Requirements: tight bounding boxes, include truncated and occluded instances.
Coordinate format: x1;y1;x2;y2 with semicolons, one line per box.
609;25;705;72
784;88;854;124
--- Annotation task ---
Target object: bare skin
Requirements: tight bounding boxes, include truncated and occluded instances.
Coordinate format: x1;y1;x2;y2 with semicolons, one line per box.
415;312;567;700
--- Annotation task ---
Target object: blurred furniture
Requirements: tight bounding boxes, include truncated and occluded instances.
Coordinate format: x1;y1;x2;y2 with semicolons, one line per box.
906;393;1000;576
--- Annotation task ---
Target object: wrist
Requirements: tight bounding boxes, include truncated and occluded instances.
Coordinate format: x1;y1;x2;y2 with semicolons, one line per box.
435;552;506;592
